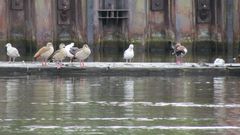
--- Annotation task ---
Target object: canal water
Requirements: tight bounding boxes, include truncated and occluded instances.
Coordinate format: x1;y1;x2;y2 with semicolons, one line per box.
0;75;240;135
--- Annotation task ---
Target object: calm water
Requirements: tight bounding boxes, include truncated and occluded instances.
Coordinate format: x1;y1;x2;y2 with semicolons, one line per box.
0;75;240;135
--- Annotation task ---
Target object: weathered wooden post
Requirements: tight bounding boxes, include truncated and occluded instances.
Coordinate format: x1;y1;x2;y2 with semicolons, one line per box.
35;0;54;48
226;0;233;62
87;0;94;48
87;0;94;61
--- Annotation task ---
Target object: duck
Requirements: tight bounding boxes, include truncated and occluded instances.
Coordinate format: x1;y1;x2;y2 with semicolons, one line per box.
171;42;187;64
64;42;75;63
70;44;91;67
52;43;67;69
123;44;134;63
5;43;20;62
34;42;54;66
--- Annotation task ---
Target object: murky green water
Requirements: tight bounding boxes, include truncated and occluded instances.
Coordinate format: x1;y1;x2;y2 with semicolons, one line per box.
0;75;240;135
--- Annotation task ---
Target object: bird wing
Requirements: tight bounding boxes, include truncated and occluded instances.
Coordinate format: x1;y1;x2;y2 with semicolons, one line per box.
176;46;186;51
65;43;74;51
52;49;66;61
52;49;61;57
8;47;20;57
65;43;75;57
34;46;49;58
70;47;80;56
75;47;91;60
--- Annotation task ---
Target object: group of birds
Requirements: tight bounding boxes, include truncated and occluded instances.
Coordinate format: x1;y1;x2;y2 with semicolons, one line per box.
5;42;91;68
5;41;188;68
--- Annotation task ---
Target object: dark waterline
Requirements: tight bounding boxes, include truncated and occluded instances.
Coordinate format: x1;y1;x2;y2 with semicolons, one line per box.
0;75;240;135
0;51;228;63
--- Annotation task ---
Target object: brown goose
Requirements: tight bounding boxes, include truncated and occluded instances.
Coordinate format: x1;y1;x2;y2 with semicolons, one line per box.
34;42;54;66
52;43;67;69
70;44;91;67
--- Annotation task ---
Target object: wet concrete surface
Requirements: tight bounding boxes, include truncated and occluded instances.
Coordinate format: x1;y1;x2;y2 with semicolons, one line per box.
0;62;240;76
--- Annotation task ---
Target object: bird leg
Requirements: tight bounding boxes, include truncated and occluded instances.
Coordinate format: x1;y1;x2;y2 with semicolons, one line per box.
8;57;12;63
56;61;61;69
42;59;47;66
176;56;181;65
80;60;85;68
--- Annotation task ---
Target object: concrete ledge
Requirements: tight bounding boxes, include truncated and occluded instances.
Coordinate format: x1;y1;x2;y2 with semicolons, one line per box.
0;62;240;76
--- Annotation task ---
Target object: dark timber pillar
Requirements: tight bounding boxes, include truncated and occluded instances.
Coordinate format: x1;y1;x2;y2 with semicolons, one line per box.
226;0;233;62
87;0;94;48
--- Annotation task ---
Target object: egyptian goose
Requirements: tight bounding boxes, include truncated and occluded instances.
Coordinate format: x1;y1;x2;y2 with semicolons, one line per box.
70;44;91;67
171;42;187;64
123;44;134;63
34;42;54;66
52;43;67;69
5;43;20;62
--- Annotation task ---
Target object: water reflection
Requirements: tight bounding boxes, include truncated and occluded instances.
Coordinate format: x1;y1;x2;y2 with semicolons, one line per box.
0;75;239;135
5;79;19;119
123;78;134;118
213;77;240;135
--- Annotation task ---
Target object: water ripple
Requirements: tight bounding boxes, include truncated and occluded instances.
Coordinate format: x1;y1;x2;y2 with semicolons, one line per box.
22;125;240;131
30;101;240;108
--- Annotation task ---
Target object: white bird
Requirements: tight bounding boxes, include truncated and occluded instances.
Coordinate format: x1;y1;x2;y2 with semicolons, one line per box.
52;43;67;69
214;58;225;66
5;43;20;62
64;42;75;62
123;44;134;62
34;42;54;66
70;44;91;67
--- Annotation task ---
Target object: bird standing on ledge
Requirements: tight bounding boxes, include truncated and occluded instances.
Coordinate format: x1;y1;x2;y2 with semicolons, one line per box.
171;42;187;64
52;43;67;69
123;44;134;63
70;44;91;68
34;42;54;66
5;43;20;63
64;42;75;63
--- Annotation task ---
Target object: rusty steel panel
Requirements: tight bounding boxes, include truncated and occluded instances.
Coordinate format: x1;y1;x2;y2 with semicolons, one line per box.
58;0;70;10
11;0;23;10
57;0;71;25
103;0;115;9
9;0;25;39
197;0;211;23
151;0;164;11
57;10;71;25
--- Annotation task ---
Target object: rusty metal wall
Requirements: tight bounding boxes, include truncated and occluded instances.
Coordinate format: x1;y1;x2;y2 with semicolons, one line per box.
0;0;238;53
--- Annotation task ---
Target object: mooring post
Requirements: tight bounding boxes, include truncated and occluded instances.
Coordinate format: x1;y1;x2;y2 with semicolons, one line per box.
226;0;234;62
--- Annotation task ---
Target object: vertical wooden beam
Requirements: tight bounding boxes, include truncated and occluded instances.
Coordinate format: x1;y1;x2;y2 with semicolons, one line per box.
87;0;94;47
226;0;233;62
0;0;7;58
0;0;7;42
34;0;54;47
